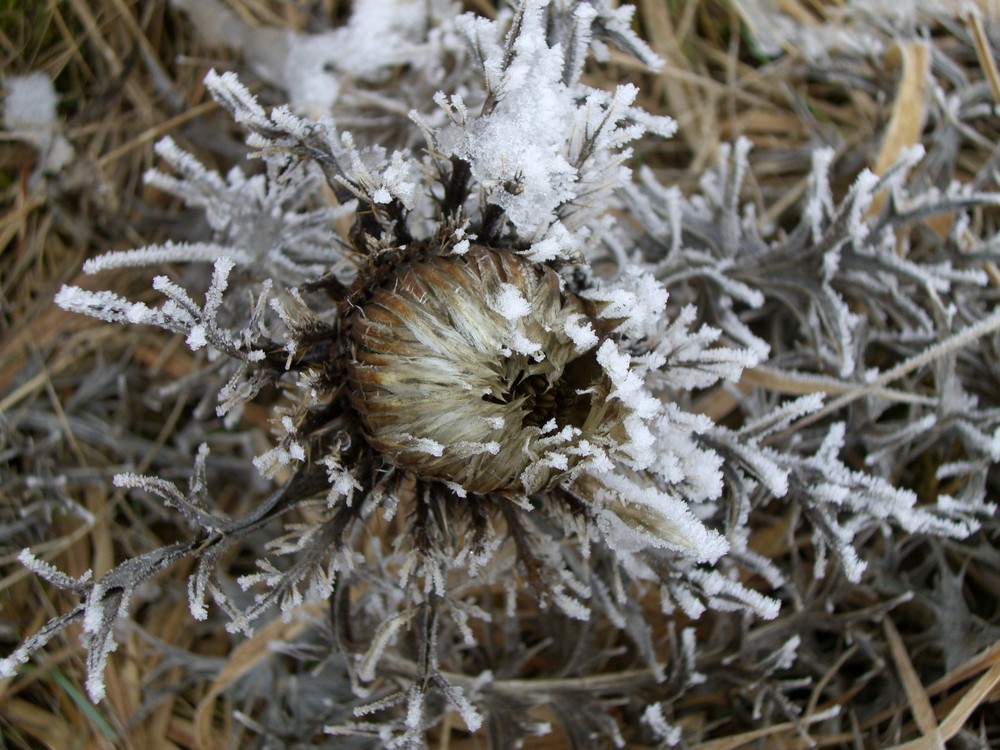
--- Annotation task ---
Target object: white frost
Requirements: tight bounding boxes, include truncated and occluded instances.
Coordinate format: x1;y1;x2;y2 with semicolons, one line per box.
3;72;74;177
489;283;532;320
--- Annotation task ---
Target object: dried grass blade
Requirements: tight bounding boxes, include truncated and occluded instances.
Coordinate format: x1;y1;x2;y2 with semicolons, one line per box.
690;711;832;750
925;640;1000;696
937;662;1000;738
193;604;321;749
885;662;1000;750
884;618;941;746
778;309;1000;437
95;100;218;168
962;9;1000;286
872;42;930;177
1;696;80;749
870;41;929;218
966;10;1000;104
744;365;936;405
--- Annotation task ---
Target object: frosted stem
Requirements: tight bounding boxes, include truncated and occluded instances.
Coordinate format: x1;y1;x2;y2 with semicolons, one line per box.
777;309;1000;437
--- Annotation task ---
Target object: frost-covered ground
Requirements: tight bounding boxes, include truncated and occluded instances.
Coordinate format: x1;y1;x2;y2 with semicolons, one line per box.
2;1;999;748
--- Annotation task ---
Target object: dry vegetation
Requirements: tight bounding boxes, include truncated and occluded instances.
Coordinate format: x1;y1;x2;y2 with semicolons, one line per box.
1;1;999;748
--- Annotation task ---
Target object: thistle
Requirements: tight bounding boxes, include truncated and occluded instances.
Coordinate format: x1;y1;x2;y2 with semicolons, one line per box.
4;1;998;747
343;245;621;495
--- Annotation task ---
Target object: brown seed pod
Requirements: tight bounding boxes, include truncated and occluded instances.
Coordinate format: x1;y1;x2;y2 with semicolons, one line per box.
344;246;625;494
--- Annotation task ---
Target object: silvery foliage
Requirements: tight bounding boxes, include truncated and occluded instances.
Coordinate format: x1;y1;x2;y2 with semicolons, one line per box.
5;0;999;745
618;138;1000;584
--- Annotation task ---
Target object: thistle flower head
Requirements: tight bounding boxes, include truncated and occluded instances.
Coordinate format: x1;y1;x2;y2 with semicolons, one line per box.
345;246;622;494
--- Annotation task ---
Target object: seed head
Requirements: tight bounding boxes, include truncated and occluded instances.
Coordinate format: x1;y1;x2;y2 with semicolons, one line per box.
345;246;625;494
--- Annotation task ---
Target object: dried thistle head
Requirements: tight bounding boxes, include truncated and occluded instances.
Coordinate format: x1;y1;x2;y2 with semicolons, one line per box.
344;245;623;494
